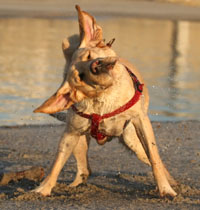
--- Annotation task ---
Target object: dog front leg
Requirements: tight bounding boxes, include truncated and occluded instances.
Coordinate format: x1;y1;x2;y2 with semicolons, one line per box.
33;131;80;196
123;120;177;187
69;135;91;187
132;114;177;197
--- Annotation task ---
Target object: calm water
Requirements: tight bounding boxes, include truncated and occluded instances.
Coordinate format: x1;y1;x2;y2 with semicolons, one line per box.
0;17;199;125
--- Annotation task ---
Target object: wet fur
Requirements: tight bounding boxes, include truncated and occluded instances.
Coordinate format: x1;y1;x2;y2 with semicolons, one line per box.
33;5;177;197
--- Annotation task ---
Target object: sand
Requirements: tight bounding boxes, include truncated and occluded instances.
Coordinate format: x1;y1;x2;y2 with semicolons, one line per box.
0;121;200;209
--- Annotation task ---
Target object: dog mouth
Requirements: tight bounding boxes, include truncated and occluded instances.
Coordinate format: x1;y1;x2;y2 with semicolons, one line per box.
74;57;118;93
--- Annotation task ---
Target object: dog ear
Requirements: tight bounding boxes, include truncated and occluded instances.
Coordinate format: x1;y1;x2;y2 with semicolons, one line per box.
62;35;80;64
33;82;86;114
75;5;103;47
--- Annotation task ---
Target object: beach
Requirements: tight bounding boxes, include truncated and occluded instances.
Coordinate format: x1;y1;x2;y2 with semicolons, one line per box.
0;0;200;209
0;121;200;209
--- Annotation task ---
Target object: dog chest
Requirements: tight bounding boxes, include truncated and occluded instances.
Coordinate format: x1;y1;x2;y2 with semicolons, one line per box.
98;115;129;137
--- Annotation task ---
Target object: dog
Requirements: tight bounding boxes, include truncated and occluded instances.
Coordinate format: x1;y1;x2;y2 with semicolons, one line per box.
33;5;177;197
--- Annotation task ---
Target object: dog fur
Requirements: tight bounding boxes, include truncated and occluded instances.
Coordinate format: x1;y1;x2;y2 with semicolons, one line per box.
33;5;177;197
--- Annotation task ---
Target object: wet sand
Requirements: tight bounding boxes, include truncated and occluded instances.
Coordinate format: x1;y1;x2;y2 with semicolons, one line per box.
0;121;200;209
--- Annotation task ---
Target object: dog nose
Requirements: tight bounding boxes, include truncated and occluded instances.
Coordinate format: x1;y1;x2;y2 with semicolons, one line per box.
90;57;117;75
90;60;101;75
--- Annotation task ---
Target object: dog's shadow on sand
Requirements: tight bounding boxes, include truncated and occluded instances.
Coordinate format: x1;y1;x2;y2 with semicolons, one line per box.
88;171;158;199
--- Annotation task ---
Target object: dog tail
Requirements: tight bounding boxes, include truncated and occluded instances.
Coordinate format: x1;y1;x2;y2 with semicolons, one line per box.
50;112;67;122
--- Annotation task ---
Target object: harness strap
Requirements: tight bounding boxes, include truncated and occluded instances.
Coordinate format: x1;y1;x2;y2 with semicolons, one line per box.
71;66;144;142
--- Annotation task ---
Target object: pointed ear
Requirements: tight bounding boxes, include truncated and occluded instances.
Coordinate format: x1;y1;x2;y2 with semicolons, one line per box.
33;82;86;114
75;5;103;47
62;34;80;63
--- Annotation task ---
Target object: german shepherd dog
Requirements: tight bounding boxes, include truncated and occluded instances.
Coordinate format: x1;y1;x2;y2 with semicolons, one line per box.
33;5;177;197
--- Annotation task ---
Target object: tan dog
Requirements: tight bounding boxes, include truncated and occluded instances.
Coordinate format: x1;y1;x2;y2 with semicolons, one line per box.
33;5;177;197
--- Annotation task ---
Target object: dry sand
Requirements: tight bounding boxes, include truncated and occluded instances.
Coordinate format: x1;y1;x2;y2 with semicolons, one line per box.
0;121;200;209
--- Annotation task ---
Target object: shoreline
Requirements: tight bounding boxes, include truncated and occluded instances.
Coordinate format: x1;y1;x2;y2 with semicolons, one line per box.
0;119;199;128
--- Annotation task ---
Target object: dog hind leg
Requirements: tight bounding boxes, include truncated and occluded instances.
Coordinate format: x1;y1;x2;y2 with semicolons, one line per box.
69;135;91;187
33;131;80;196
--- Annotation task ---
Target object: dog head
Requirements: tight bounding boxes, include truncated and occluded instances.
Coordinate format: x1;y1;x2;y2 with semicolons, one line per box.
34;5;118;114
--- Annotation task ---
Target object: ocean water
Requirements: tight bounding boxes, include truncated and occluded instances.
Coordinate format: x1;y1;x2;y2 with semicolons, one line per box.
0;17;199;125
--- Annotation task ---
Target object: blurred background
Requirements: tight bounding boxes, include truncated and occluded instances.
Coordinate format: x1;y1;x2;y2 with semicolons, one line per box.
0;0;200;125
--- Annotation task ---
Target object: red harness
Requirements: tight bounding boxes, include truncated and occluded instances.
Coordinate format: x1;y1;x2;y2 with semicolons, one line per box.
72;66;144;142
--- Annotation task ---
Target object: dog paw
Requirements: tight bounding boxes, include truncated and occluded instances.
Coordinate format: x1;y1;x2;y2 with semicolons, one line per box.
32;185;52;196
159;186;177;198
31;177;55;196
69;181;80;187
69;173;88;187
69;179;85;188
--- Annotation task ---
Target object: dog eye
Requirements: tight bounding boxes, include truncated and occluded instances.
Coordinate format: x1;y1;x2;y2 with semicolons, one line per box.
87;53;91;60
79;73;85;81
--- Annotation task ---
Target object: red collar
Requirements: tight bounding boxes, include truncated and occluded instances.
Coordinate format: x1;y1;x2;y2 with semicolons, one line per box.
72;66;144;142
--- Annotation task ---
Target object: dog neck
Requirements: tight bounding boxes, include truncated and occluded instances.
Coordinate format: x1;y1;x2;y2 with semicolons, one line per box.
71;65;143;142
77;64;137;115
